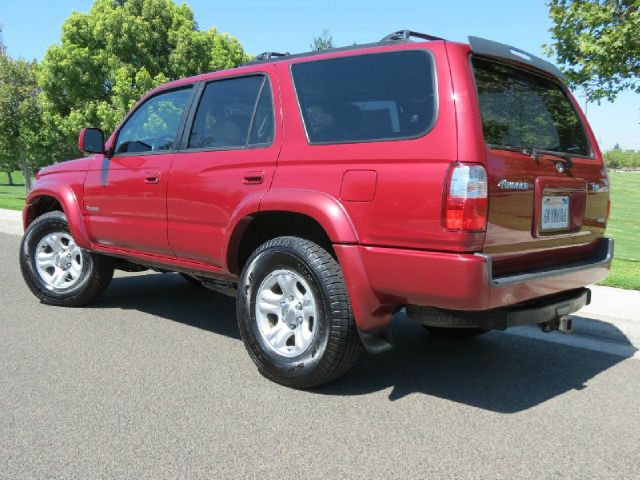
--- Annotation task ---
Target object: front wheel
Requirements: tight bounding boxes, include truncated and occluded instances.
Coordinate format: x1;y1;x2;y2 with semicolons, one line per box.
20;211;114;307
237;237;362;389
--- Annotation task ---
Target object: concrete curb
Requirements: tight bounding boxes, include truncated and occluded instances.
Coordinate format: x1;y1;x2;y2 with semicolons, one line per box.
0;207;638;354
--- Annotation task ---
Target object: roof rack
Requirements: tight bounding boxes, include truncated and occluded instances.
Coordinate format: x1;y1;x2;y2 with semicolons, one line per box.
240;31;444;67
243;51;289;65
380;30;444;42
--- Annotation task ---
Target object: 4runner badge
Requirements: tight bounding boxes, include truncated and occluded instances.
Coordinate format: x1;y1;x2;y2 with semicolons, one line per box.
498;179;529;190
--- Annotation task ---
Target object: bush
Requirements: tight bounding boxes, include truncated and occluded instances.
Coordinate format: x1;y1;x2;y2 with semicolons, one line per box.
604;149;640;169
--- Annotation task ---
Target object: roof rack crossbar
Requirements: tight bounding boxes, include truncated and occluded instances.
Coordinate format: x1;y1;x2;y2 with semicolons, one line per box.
244;51;290;65
381;30;444;43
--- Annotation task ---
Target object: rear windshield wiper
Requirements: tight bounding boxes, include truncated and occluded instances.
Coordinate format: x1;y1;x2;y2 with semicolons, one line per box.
529;147;574;169
487;144;526;154
487;144;574;169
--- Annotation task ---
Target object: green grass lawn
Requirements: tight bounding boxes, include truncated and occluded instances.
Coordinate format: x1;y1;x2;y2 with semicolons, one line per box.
0;171;26;211
1;169;638;288
601;171;640;290
599;258;640;290
605;171;640;261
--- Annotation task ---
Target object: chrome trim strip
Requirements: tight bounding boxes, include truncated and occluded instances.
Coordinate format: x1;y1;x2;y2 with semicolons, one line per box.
475;238;614;287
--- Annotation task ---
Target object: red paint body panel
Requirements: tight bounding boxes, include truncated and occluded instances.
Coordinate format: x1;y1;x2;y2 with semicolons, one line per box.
167;65;281;266
84;153;175;255
23;38;611;334
259;189;359;243
24;157;93;249
274;43;484;253
339;170;378;202
360;244;609;310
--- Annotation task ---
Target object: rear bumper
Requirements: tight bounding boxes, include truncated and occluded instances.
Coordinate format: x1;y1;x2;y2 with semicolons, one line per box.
334;238;612;332
477;238;613;287
407;288;591;331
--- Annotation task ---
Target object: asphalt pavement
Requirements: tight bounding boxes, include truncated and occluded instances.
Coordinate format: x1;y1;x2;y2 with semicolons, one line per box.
1;228;639;478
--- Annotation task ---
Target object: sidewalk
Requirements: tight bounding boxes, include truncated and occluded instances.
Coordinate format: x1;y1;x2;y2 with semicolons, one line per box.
0;208;23;236
577;285;640;344
1;207;638;354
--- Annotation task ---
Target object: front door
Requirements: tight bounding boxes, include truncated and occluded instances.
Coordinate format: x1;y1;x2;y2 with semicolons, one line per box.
84;87;193;255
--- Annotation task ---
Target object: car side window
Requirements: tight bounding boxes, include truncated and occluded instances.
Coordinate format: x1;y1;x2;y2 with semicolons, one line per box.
291;51;436;144
188;75;273;150
248;84;274;146
114;88;192;155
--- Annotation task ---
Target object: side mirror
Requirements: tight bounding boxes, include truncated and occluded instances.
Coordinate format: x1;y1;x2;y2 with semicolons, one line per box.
78;128;105;154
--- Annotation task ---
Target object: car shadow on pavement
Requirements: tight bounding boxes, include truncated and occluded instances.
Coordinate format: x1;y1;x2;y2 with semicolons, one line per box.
319;312;632;412
92;272;240;340
95;272;632;414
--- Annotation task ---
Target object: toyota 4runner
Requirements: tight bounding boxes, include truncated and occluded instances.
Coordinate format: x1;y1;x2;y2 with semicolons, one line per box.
19;31;612;388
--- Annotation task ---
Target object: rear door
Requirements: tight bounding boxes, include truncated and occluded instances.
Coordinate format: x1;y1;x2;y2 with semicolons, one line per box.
472;58;609;268
167;69;279;266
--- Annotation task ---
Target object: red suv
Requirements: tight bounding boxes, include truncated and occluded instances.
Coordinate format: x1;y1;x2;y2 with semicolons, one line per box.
20;31;612;388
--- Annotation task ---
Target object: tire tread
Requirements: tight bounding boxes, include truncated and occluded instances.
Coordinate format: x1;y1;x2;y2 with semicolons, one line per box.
20;211;114;307
238;236;362;388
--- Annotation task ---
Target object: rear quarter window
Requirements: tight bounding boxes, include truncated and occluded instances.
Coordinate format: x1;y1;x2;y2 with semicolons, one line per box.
472;57;590;156
291;50;437;144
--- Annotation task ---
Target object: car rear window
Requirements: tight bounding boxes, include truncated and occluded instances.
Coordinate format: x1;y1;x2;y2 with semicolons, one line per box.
472;57;590;156
291;50;437;144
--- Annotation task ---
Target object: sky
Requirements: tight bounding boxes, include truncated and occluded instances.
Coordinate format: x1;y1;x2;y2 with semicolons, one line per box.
1;0;638;150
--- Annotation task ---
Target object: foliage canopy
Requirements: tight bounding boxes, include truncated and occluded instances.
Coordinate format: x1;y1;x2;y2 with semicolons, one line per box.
546;0;640;102
39;0;249;156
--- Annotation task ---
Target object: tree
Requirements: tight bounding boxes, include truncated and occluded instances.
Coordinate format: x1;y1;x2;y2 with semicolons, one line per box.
0;22;5;54
310;29;334;51
0;53;43;189
39;0;250;159
0;18;62;189
545;0;640;102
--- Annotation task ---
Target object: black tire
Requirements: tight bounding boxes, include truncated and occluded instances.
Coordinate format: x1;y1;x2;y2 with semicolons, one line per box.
424;326;487;338
237;236;362;389
20;211;114;307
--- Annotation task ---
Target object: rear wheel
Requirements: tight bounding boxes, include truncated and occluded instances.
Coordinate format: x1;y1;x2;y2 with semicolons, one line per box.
20;211;114;307
237;236;362;389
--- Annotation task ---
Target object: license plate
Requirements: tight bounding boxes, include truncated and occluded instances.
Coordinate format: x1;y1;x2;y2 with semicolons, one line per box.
541;195;570;231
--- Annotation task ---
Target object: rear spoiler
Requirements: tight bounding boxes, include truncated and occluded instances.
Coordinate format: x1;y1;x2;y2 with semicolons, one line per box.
468;36;564;80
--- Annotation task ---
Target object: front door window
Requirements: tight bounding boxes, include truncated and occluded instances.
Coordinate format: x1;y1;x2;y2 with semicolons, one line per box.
114;88;192;155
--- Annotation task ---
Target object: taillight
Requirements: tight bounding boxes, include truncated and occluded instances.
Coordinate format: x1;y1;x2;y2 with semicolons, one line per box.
443;163;488;231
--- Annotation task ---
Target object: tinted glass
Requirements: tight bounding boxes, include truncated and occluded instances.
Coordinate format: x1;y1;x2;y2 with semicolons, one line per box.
189;76;266;149
473;58;589;156
248;84;274;146
115;88;191;154
291;51;436;143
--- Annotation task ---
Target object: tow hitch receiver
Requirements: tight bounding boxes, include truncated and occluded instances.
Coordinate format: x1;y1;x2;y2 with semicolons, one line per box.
541;315;573;334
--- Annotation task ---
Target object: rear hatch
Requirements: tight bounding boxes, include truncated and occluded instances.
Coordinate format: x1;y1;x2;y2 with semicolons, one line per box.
471;57;609;274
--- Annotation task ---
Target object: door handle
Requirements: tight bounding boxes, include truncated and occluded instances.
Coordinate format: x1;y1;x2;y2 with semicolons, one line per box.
144;175;160;184
243;171;264;185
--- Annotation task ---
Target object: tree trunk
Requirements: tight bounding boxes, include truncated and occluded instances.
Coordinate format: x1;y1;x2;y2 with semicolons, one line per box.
6;170;13;185
19;151;32;193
